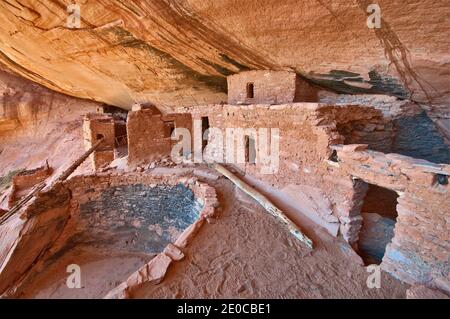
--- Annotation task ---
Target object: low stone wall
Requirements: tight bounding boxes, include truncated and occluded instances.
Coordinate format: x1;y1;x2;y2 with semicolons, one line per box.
7;163;52;208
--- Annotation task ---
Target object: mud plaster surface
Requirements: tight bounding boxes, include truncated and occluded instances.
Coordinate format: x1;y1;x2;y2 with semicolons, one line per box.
17;247;153;298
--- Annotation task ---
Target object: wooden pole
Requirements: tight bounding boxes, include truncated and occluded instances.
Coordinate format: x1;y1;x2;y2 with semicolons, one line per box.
0;182;46;224
213;164;313;250
0;138;105;225
57;138;104;182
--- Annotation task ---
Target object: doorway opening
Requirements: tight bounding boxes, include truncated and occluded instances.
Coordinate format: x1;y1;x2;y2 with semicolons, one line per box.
245;136;256;164
357;183;399;265
201;117;210;151
163;121;175;138
246;83;254;99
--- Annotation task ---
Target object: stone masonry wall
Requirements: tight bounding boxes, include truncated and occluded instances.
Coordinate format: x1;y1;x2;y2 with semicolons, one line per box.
174;103;388;238
335;146;450;292
227;70;318;104
83;113;115;170
127;108;192;166
227;71;296;105
7;163;52;208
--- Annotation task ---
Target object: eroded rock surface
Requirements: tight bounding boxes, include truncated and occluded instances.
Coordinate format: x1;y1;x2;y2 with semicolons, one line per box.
0;1;448;122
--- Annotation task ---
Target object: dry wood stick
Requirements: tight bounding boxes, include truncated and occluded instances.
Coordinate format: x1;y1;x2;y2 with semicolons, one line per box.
0;182;46;224
213;163;313;250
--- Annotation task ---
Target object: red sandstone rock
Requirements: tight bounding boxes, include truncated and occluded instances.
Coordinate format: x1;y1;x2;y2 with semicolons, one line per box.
175;217;206;248
1;0;449;145
126;253;172;288
163;243;185;261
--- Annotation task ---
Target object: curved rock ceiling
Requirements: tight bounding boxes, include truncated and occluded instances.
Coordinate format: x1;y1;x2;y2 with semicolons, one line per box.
0;0;449;117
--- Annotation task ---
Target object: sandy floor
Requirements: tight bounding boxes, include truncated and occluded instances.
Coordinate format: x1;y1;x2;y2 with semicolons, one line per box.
16;247;154;298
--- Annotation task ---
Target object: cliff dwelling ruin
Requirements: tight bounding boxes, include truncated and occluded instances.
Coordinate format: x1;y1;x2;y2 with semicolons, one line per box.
0;0;449;302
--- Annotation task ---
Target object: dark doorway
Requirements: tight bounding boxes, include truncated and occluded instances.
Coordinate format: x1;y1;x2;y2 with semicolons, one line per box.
163;121;175;138
357;184;399;265
246;83;254;99
245;136;257;164
201;117;210;151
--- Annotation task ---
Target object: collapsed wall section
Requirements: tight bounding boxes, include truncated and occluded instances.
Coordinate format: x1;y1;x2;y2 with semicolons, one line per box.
5;163;52;208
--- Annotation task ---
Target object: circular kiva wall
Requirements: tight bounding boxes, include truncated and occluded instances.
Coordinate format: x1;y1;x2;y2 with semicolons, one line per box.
64;173;218;254
78;184;200;252
0;172;218;297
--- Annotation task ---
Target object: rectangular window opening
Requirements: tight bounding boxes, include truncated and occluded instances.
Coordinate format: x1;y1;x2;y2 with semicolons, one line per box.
246;83;254;99
201;116;210;151
245;136;257;164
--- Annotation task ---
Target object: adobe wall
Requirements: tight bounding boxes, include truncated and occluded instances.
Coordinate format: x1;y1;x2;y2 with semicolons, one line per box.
7;163;52;208
227;71;318;104
83;113;115;170
334;146;450;292
127;108;192;166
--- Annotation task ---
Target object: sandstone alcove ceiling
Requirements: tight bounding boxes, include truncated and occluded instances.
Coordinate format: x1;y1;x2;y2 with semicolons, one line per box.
1;1;449;118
